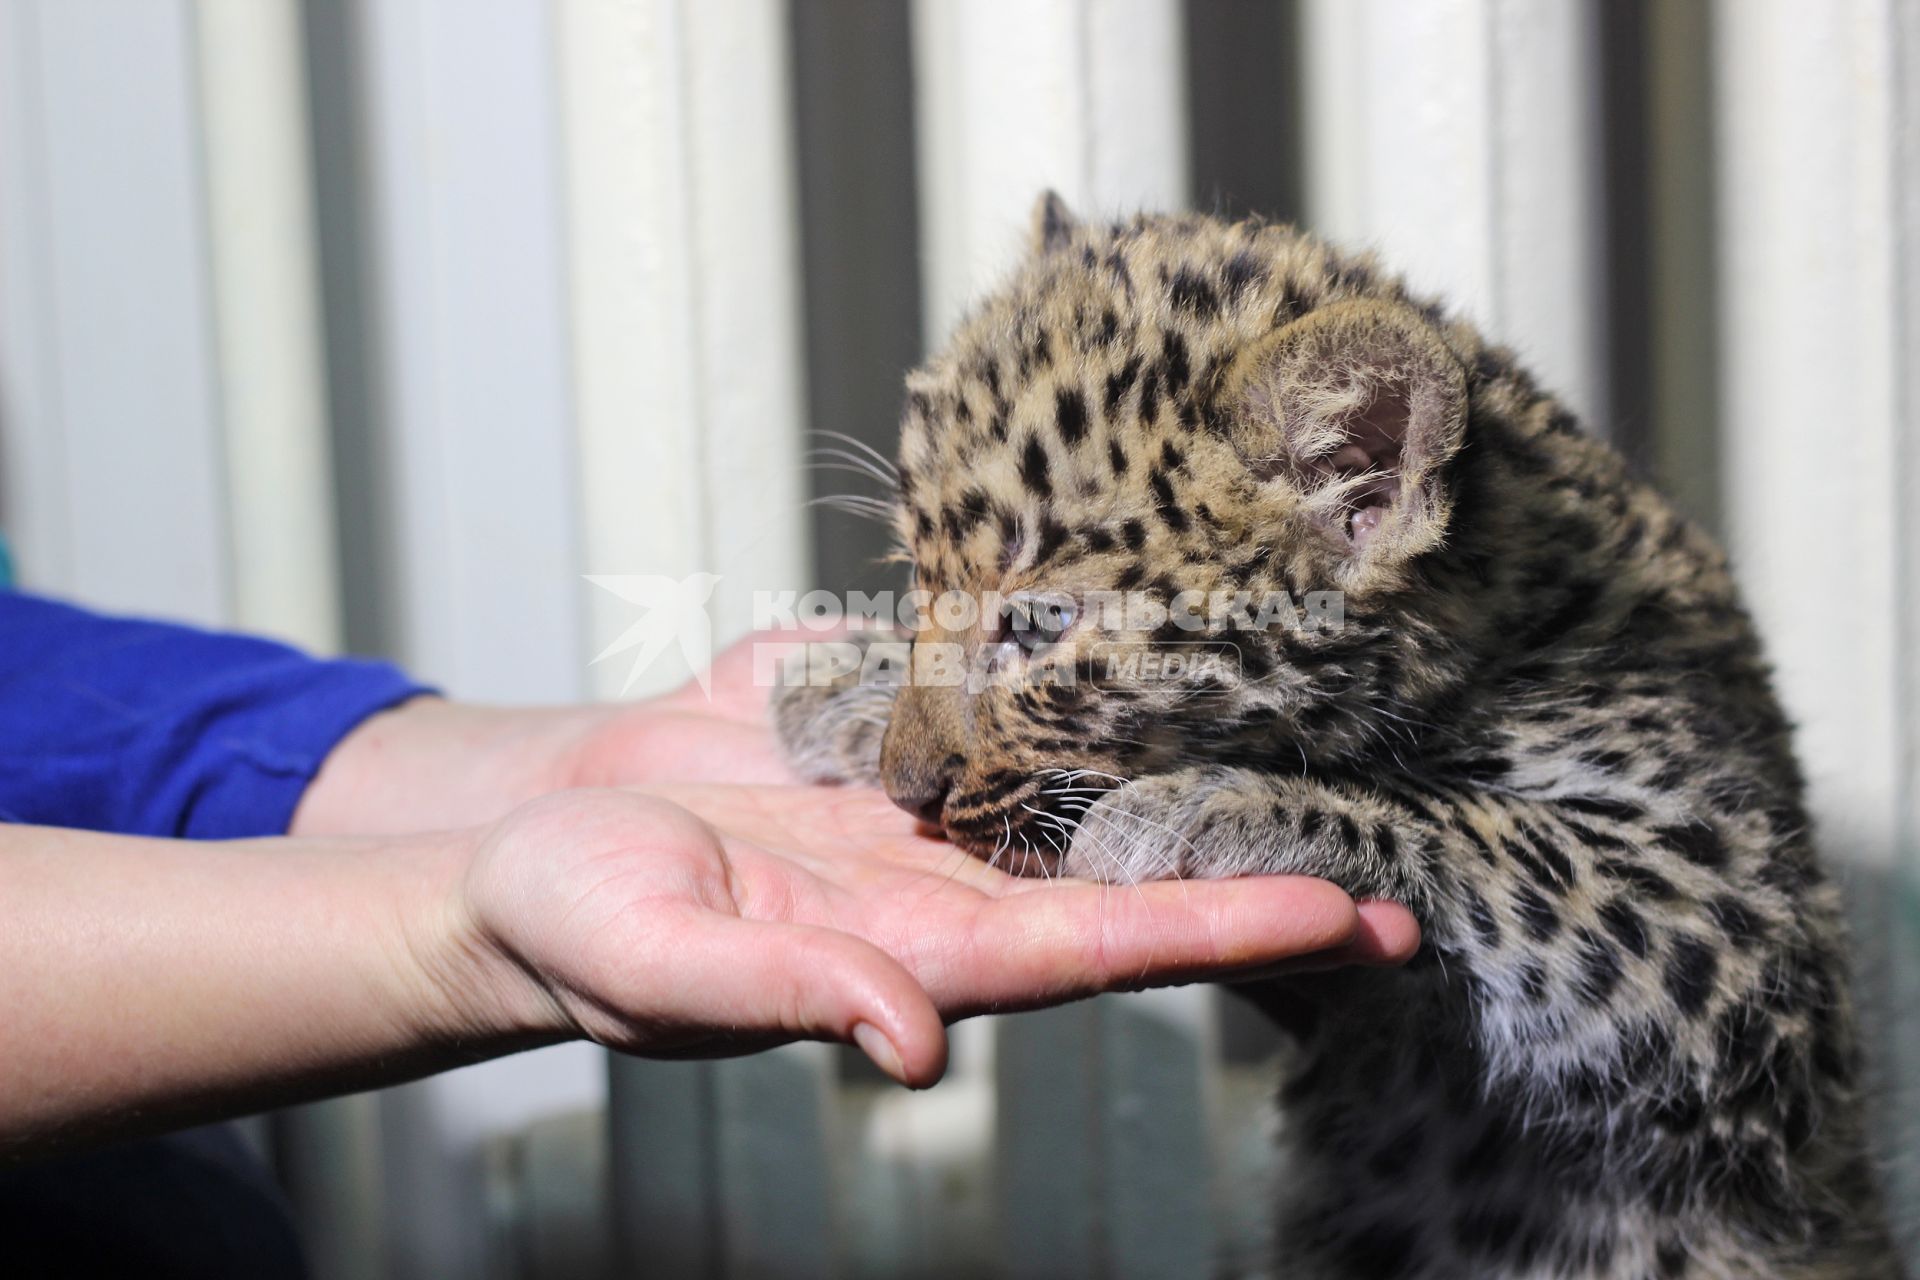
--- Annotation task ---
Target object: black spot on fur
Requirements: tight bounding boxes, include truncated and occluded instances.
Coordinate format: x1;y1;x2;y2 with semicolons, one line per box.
1576;931;1624;1004
1161;333;1190;396
1598;897;1651;958
1222;249;1267;296
1453;756;1511;784
1504;827;1576;894
1514;885;1560;941
1654;820;1728;870
1019;435;1052;498
1055;387;1089;444
1168;267;1219;317
1103;357;1140;415
1557;794;1644;822
1664;935;1718;1017
1561;817;1629;850
1464;885;1502;949
1138;366;1162;423
1596;856;1681;902
1148;470;1189;532
943;488;992;539
1034;517;1069;564
1706;893;1767;945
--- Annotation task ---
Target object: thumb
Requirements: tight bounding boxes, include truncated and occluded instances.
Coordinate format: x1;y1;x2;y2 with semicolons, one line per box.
667;914;950;1087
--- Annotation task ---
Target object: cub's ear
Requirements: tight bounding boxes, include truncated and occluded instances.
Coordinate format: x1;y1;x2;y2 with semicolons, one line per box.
1030;189;1079;256
1219;298;1467;561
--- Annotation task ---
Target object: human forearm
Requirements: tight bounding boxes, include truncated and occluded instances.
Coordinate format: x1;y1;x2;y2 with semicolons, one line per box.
0;823;550;1158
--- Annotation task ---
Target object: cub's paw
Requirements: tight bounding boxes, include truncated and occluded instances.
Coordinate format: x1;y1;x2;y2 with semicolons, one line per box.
1062;768;1266;885
769;632;907;786
1063;767;1411;901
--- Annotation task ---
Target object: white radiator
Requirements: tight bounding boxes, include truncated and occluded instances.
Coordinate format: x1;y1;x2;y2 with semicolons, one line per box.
0;1;1914;1275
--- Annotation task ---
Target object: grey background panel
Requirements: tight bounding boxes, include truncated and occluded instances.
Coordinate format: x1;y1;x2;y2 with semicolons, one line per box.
5;0;231;624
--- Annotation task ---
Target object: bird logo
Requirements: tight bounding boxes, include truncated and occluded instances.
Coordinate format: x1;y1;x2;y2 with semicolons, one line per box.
583;573;723;697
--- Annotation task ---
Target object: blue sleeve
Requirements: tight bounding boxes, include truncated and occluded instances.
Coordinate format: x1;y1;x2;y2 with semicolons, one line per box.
0;592;436;839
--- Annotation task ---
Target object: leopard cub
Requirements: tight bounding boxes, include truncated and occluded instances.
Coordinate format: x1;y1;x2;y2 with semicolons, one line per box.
775;194;1901;1280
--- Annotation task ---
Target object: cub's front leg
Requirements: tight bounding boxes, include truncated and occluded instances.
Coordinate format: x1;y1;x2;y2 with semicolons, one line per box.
768;631;907;785
1062;766;1443;918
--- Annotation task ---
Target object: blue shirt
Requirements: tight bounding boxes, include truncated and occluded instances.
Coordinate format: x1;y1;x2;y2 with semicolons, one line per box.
0;591;433;839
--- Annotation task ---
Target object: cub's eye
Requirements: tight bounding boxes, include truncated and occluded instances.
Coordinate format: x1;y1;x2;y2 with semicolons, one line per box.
1003;592;1078;654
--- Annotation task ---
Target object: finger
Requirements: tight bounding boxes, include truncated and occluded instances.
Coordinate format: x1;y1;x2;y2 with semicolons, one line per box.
657;912;950;1087
1351;900;1422;963
914;874;1366;1016
1186;901;1425;982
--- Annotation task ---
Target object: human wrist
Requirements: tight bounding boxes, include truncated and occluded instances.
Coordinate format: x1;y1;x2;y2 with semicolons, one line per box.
390;822;579;1051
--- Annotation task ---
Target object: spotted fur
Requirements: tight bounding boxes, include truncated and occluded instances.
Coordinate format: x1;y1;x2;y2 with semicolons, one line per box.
775;195;1902;1279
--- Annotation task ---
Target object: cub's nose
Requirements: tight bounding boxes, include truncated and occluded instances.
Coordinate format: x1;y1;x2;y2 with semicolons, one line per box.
879;688;966;827
888;776;954;826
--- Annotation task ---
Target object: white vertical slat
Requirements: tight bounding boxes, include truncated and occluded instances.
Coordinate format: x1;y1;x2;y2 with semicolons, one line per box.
556;0;702;703
193;0;342;652
1302;0;1608;427
355;0;584;703
912;0;1190;347
554;1;818;1272
558;0;809;702
678;0;812;643
192;8;372;1271
1713;0;1918;1221
0;0;231;624
349;3;598;1275
911;7;1213;1275
0;1;70;589
1715;0;1901;871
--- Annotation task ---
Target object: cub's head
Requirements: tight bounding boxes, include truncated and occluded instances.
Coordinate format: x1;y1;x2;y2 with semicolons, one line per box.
873;194;1556;870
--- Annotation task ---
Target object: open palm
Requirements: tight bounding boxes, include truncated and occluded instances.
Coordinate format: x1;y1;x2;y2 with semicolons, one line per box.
462;780;1418;1086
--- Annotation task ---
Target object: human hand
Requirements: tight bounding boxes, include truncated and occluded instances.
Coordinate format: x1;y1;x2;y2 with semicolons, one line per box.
558;628;806;788
452;785;1420;1087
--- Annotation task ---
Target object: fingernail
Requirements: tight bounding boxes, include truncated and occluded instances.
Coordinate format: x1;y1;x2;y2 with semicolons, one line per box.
852;1021;905;1083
